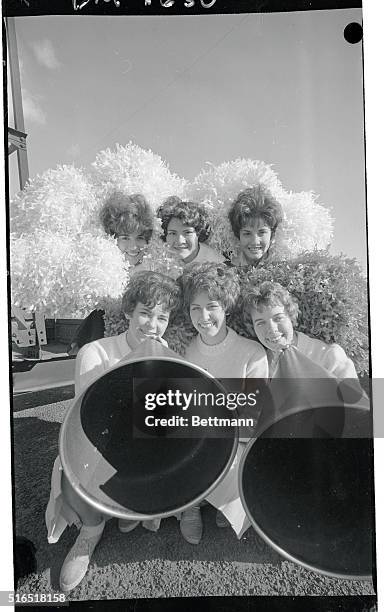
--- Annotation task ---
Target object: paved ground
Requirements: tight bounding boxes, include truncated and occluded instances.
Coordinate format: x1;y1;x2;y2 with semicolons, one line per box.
12;387;375;601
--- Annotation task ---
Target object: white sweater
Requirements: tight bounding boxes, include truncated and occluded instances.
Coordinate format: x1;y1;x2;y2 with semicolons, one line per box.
295;331;358;379
185;327;268;379
75;332;132;396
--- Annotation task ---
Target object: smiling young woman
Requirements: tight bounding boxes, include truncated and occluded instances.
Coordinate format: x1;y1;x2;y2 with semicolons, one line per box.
228;186;283;268
100;191;154;267
242;280;359;380
177;262;268;544
157;196;224;266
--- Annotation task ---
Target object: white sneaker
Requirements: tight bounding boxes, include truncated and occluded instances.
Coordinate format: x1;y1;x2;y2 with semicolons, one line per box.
118;519;140;533
59;521;105;593
142;518;161;532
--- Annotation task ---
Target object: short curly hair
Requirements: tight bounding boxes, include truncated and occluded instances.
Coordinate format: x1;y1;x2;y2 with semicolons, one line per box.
100;191;154;242
180;262;240;315
242;279;299;326
122;271;181;318
157;196;211;243
228;186;283;239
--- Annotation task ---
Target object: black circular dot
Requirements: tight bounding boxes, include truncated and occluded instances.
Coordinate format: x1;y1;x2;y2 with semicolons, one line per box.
344;22;363;44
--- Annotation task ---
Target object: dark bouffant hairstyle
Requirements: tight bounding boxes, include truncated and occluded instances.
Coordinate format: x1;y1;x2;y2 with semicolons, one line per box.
180;262;240;315
100;191;154;242
228;186;283;239
122;271;181;318
242;279;299;326
157;196;211;243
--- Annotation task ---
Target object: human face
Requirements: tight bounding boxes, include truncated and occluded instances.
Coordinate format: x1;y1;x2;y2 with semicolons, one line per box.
250;303;294;352
166;218;199;263
239;219;272;264
189;291;227;346
126;302;170;349
116;230;147;266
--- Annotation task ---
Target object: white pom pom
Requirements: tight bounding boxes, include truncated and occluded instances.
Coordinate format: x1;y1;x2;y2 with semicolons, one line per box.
10;165;98;236
10;231;128;317
90;142;187;213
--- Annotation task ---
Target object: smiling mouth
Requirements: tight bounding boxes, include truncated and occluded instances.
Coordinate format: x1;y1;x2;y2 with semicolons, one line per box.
199;322;215;329
266;334;285;343
139;329;158;338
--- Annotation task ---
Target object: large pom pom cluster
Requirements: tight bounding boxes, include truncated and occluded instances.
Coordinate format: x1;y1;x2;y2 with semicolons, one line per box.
10;143;187;317
188;159;333;259
229;251;369;375
10;141;366;376
90;143;187;214
10;231;128;318
276;191;334;259
10;165;99;236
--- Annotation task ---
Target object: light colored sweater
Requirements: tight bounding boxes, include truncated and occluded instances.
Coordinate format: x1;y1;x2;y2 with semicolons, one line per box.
185;327;268;379
75;331;132;396
295;331;358;379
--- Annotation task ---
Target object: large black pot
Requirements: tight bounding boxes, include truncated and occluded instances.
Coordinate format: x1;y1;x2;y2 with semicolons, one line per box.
239;348;374;580
60;339;238;520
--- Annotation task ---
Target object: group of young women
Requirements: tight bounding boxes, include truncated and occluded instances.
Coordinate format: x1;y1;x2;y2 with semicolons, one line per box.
69;185;281;351
47;186;359;593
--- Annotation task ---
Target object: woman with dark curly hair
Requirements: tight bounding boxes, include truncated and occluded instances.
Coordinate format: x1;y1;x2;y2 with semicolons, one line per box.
157;196;224;266
69;191;155;353
228;186;283;267
100;191;154;267
177;262;268;544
